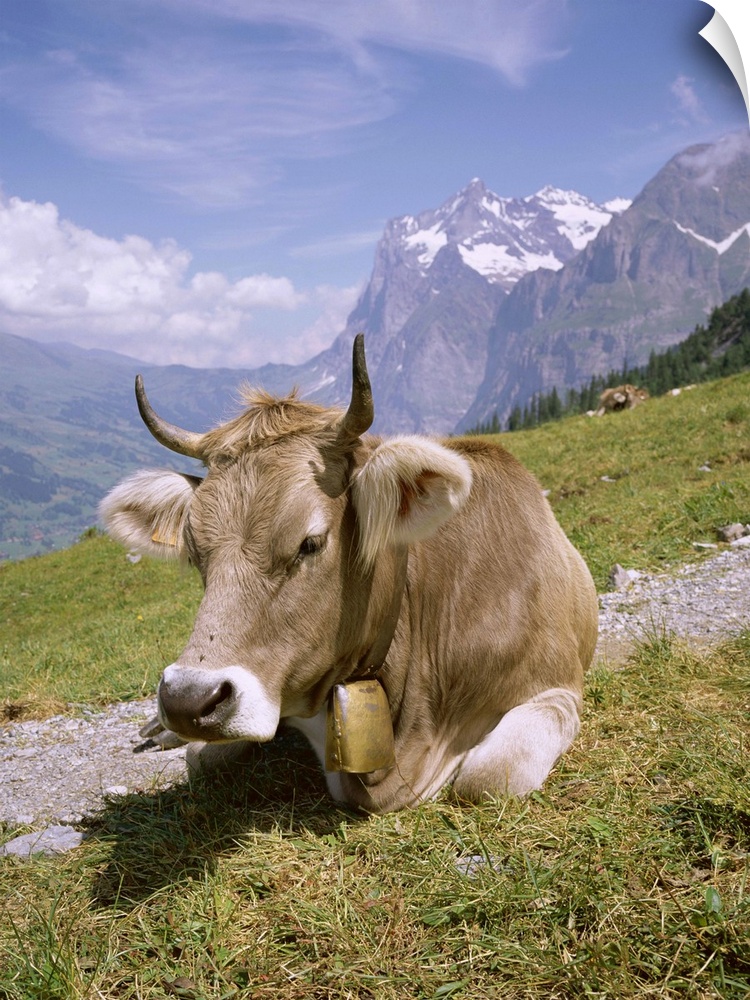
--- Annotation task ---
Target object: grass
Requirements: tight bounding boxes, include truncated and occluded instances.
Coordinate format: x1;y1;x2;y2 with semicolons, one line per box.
0;533;202;719
1;371;749;997
499;370;750;588
1;630;748;998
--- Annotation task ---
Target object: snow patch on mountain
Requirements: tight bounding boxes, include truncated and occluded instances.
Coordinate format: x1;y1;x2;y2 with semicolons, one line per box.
530;186;628;251
673;220;750;254
459;243;563;277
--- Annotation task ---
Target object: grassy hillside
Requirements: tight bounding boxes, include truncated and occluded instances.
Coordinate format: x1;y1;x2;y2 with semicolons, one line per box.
1;372;749;999
501;370;750;588
2;369;749;719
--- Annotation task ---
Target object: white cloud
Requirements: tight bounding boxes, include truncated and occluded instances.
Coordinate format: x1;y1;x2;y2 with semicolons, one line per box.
170;0;571;84
292;283;364;362
0;193;336;368
676;128;750;185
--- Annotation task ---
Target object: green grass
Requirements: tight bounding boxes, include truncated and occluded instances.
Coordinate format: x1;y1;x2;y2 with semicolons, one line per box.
1;371;749;998
0;534;202;718
498;370;750;589
1;631;748;998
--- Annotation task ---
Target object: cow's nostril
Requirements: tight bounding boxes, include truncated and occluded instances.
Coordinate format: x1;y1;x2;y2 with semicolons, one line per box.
200;680;233;719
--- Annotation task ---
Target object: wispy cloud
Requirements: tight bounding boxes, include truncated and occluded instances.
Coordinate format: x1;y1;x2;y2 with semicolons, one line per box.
0;1;570;207
670;74;709;123
170;0;572;84
290;228;385;260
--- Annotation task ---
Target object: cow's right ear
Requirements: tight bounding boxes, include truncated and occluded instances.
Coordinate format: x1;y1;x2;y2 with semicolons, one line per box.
98;469;201;560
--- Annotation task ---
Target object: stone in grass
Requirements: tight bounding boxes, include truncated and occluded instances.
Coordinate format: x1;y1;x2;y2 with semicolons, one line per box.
1;825;85;859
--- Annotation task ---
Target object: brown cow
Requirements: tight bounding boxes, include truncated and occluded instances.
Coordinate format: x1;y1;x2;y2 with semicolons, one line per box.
100;336;597;813
594;384;650;416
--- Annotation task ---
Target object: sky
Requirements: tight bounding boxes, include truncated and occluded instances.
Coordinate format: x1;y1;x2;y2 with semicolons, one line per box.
0;0;747;370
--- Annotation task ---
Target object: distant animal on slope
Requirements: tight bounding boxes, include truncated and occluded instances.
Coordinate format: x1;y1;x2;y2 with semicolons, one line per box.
100;336;598;813
594;384;650;416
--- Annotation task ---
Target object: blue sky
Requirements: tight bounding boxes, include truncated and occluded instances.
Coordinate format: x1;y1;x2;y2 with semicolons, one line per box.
0;0;747;369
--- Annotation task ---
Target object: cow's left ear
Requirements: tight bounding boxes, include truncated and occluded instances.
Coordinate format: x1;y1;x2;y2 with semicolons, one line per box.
352;437;472;567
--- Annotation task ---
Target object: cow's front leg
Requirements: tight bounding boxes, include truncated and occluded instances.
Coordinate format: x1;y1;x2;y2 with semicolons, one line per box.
452;687;582;800
286;712;347;803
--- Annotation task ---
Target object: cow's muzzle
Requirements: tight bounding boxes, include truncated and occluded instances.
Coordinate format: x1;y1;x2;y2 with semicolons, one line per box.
157;664;280;742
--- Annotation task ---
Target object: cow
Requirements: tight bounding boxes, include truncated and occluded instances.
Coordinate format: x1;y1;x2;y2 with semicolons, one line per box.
100;336;598;813
594;384;650;417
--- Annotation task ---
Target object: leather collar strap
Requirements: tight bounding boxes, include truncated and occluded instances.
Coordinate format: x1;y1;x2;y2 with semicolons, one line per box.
350;548;408;681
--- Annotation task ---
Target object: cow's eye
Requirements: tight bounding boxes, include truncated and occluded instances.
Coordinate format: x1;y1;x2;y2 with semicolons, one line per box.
295;535;325;563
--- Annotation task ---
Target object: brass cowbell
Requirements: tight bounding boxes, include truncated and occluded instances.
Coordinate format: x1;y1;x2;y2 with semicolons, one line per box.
325;679;395;774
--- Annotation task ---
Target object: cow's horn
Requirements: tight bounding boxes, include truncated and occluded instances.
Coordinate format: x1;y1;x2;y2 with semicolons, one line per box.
135;375;206;459
338;334;374;442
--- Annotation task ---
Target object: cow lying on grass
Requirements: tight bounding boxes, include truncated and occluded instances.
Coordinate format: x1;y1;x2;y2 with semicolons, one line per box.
100;336;597;813
594;384;650;416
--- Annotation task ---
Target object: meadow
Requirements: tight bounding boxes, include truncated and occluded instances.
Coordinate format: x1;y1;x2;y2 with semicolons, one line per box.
1;372;749;998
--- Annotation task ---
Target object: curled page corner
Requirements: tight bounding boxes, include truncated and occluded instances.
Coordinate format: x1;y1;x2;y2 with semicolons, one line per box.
699;4;749;124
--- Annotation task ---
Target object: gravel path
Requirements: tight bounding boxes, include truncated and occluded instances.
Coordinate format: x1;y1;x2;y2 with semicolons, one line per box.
2;546;750;848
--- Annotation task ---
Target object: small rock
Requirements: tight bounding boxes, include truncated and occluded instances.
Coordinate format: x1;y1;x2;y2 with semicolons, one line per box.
717;523;748;543
1;825;85;858
600;476;616;483
454;854;504;878
104;785;129;797
126;552;142;564
698;464;712;472
608;564;642;591
730;535;750;548
693;542;718;550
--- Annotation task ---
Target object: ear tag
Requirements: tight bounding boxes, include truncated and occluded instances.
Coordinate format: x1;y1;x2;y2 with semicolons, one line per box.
325;679;395;774
151;529;177;547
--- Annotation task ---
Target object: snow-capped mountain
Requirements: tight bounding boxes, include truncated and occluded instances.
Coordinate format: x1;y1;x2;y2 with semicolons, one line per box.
387;178;627;292
7;134;749;558
297;177;627;433
460;131;750;431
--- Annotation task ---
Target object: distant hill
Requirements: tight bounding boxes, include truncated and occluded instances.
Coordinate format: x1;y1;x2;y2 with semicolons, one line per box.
470;287;750;432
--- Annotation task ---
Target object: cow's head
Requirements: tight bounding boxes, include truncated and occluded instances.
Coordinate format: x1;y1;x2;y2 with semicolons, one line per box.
100;337;471;744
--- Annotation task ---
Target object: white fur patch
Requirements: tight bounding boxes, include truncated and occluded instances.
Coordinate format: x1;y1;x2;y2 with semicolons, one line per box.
456;688;581;798
99;469;198;560
352;436;472;567
286;711;346;802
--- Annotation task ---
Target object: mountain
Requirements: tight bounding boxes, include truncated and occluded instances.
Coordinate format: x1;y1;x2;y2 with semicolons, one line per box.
297;179;625;433
460;131;750;430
